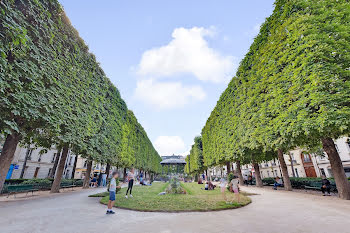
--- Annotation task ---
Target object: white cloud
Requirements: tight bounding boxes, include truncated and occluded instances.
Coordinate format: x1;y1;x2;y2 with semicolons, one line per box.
154;136;187;156
134;79;206;109
137;27;235;83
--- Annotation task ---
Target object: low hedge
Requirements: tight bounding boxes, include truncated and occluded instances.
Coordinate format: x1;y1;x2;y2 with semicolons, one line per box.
1;178;84;194
261;177;350;190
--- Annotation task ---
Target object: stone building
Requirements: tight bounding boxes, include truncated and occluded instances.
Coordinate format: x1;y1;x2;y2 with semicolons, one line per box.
247;137;350;179
4;144;77;180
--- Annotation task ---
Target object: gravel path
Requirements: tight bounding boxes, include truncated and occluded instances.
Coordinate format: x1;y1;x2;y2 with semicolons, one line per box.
0;185;349;233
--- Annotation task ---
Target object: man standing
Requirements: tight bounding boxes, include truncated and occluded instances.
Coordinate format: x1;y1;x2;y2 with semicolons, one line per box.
102;173;107;187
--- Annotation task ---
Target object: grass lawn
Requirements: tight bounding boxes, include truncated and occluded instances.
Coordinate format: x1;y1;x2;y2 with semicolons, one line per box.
100;182;251;212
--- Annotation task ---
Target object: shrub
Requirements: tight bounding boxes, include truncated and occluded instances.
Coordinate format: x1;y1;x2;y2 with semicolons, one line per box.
166;177;186;194
4;179;30;185
22;178;52;190
262;177;342;190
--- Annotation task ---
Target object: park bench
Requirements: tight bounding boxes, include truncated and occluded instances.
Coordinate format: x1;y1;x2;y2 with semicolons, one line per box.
60;181;76;191
7;184;39;198
304;181;323;191
304;181;337;193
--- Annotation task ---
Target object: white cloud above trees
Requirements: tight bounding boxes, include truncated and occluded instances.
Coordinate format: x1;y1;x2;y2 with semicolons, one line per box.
134;79;206;109
137;27;235;83
134;27;235;109
154;136;188;156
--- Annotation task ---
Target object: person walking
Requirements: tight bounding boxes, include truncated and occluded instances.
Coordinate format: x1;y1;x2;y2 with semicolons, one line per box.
106;171;120;214
248;174;253;185
230;176;240;203
125;168;135;198
220;177;227;201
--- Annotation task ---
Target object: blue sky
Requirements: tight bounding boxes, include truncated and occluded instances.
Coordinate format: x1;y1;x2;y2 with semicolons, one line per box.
59;0;275;156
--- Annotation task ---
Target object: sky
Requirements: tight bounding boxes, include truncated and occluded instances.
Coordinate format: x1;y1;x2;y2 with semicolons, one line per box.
59;0;275;157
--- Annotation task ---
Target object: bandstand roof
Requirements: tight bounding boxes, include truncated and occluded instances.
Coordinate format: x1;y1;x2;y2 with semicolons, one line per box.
160;155;186;165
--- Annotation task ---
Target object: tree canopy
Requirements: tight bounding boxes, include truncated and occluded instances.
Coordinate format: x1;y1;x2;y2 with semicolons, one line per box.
0;0;161;191
200;0;350;197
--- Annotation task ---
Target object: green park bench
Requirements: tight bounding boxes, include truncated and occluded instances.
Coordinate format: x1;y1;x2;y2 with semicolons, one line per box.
60;181;76;191
304;181;323;191
7;184;39;198
304;181;337;193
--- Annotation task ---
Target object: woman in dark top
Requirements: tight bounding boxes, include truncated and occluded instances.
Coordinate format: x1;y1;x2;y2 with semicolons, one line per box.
321;175;331;196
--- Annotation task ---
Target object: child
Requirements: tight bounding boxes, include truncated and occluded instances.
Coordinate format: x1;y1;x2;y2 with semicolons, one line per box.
106;171;120;214
205;181;209;190
230;176;240;203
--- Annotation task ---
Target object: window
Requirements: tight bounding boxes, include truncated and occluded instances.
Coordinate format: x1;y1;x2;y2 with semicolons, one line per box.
27;149;33;160
320;168;326;176
272;159;276;166
303;154;311;163
68;156;73;166
83;161;87;168
38;154;42;162
295;168;299;177
328;169;333;177
51;153;57;163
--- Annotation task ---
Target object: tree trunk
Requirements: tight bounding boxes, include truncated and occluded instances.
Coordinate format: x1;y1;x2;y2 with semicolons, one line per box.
105;163;111;178
236;160;244;185
50;146;69;193
83;160;92;189
322;138;350;200
253;163;263;187
0;133;21;191
123;168;127;180
20;144;31;179
49;149;61;179
277;148;292;191
289;154;296;177
226;161;231;174
71;154;78;179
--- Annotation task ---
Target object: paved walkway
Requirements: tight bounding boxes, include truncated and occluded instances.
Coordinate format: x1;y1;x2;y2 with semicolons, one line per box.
0;185;349;233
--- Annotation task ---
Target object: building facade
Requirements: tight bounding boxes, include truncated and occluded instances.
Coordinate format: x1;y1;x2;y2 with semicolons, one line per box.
249;137;350;179
4;144;77;180
73;156;108;179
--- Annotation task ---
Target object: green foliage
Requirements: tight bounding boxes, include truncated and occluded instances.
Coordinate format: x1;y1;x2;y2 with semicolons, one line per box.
201;0;350;169
118;110;162;172
228;173;234;183
185;136;206;174
0;0;161;173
